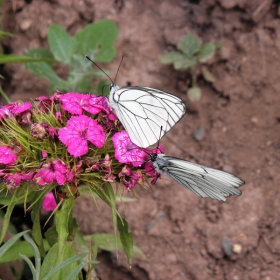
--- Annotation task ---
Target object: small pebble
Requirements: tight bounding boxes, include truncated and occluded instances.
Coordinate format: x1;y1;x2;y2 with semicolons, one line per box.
20;19;32;31
222;236;233;256
193;127;205;141
233;244;242;254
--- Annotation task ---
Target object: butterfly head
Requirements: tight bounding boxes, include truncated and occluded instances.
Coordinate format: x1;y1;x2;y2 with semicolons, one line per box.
149;153;158;163
110;83;119;93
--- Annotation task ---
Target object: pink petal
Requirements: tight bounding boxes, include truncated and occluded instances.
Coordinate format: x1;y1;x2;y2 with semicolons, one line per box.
42;192;57;211
0;146;18;165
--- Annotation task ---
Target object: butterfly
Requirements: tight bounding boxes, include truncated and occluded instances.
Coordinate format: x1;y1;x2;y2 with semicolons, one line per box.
108;84;186;148
86;56;186;148
150;152;244;201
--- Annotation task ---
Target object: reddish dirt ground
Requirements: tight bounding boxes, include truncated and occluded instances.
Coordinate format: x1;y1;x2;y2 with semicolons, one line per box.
1;0;280;279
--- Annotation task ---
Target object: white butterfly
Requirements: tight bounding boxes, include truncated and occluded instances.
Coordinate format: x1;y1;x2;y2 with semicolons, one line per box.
150;153;244;201
86;56;186;148
108;84;186;148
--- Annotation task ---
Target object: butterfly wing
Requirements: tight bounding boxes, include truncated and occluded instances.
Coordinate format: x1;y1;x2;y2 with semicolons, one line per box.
155;154;244;201
109;86;186;148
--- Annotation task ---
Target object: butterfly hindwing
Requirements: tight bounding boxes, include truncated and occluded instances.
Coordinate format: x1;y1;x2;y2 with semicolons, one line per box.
153;154;244;201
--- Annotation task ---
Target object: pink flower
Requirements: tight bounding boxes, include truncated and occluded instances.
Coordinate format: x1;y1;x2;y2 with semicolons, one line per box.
11;102;32;115
112;131;146;167
89;96;117;120
58;115;106;157
60;93;101;115
119;166;141;190
35;96;53;112
4;173;22;189
34;159;73;186
0;102;18;119
55;112;63;123
42;151;47;158
42;192;57;211
0;146;18;165
49;127;57;138
21;171;35;181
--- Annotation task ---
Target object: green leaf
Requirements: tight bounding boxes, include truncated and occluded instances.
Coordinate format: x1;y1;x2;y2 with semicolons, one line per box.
75;20;117;62
25;61;69;90
0;85;11;103
48;24;77;63
202;69;215;83
0;239;50;263
0;54;57;64
160;52;184;65
117;216;133;265
174;55;197;70
198;42;216;63
187;87;202;102
66;260;99;280
20;253;37;279
87;233;145;259
0;30;14;37
0;230;29;259
27;48;54;60
45;226;58;248
22;233;41;279
180;34;200;56
55;198;76;268
40;242;83;280
0;187;23;244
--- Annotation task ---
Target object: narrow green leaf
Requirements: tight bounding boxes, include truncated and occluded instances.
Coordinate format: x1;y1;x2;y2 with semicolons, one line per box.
180;34;200;56
117;216;133;265
40;242;59;279
48;24;77;63
187;87;202;102
31;187;51;257
42;251;86;280
20;253;37;280
23;233;41;277
160;52;184;65
0;187;23;244
66;260;99;280
75;20;117;62
0;54;57;64
0;85;11;103
0;239;50;263
0;230;29;258
0;30;14;37
174;55;197;70
198;42;217;63
55;198;76;266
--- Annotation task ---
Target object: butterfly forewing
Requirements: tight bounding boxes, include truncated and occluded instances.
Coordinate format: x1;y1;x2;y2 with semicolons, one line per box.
109;86;186;148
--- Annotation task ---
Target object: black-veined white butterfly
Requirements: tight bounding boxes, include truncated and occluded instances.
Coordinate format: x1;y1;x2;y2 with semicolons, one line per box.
150;152;244;201
108;84;186;148
86;56;186;148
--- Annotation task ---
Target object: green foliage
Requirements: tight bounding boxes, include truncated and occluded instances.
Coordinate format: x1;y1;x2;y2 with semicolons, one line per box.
160;33;220;101
0;20;118;94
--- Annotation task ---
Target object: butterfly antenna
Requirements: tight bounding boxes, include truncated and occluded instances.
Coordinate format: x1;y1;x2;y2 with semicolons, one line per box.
86;56;114;84
156;126;163;153
114;55;124;84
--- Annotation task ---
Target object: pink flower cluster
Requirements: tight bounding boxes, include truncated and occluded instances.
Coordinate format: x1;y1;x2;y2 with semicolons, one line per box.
0;91;163;211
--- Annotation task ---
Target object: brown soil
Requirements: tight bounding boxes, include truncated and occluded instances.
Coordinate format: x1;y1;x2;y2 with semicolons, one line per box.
2;0;280;279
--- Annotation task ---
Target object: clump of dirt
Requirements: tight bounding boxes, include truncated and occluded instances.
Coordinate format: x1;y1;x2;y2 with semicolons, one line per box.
1;0;280;279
